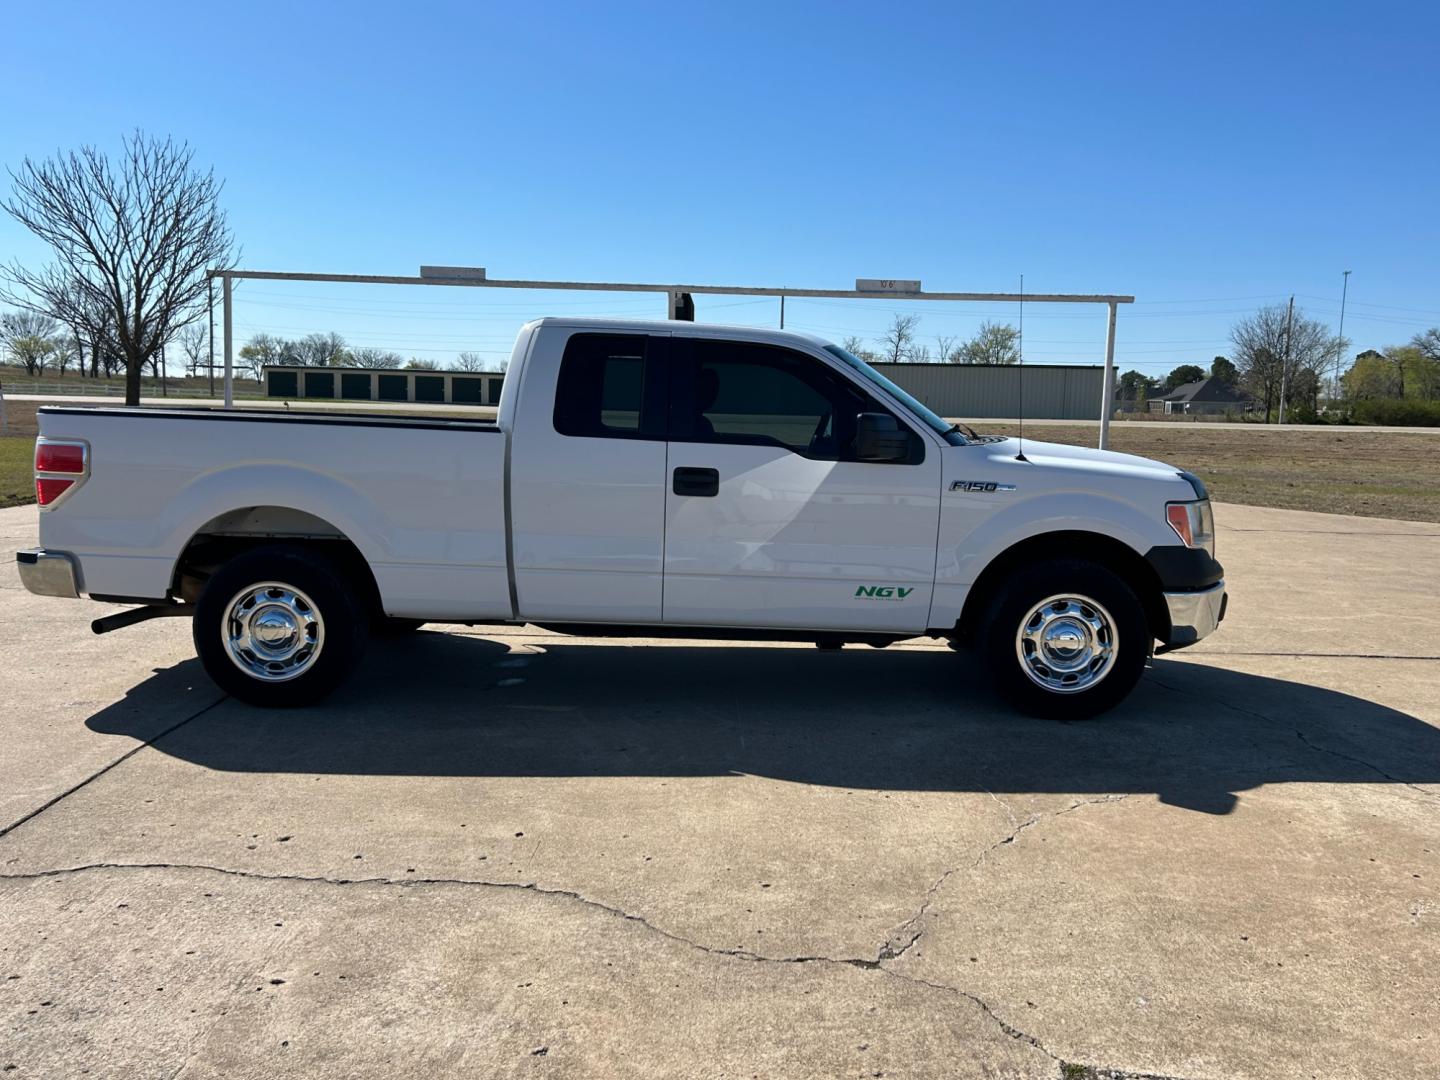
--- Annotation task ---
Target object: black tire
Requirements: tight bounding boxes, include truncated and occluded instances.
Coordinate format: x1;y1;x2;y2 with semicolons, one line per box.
193;544;368;707
979;558;1149;720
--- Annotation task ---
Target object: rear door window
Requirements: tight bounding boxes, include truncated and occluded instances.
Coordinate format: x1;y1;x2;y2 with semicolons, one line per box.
553;333;665;438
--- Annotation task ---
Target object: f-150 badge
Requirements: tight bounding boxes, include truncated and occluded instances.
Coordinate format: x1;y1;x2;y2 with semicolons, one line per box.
950;481;1017;493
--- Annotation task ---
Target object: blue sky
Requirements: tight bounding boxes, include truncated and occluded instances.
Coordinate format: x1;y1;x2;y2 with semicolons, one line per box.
3;1;1438;374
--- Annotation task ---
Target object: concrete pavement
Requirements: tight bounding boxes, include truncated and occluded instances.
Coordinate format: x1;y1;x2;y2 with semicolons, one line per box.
1;502;1436;1078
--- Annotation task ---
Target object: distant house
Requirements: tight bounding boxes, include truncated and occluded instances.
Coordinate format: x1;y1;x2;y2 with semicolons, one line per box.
1148;377;1253;416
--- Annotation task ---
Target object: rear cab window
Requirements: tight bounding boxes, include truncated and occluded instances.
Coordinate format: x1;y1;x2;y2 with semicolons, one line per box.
552;333;667;439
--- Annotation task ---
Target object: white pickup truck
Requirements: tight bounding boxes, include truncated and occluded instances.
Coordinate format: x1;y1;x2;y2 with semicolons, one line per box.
17;317;1225;717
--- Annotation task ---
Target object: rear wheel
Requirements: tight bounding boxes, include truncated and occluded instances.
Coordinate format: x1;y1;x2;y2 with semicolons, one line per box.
980;558;1148;719
194;544;368;707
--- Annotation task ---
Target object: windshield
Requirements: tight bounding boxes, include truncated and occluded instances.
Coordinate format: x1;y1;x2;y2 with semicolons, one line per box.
823;345;968;445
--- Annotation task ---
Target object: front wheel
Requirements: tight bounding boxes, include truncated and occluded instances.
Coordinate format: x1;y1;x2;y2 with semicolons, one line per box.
980;559;1149;719
193;544;368;707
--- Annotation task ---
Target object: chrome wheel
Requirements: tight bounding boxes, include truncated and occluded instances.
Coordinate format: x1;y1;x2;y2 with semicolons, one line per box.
1015;593;1118;694
222;581;325;683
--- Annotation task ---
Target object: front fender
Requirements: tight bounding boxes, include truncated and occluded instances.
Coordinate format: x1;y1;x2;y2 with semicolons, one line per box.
929;491;1172;628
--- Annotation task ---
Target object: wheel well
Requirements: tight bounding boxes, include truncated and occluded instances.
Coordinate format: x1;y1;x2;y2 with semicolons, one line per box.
172;506;384;618
952;531;1169;646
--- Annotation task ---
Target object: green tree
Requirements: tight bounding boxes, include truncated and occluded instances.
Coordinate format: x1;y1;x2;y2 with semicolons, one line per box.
0;311;60;375
1163;364;1206;391
1343;350;1398;400
1117;369;1156;403
954;321;1020;365
1210;355;1238;384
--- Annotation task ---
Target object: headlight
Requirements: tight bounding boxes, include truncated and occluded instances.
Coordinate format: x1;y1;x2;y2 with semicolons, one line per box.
1166;500;1215;556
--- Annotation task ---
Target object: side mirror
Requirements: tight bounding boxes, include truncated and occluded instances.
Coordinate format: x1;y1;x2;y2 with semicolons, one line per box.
854;412;909;462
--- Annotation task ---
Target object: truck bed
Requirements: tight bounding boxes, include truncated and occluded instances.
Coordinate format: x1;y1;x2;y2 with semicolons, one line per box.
35;405;512;620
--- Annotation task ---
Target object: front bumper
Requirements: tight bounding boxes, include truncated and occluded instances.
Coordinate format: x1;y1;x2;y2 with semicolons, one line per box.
16;549;81;598
1160;580;1226;650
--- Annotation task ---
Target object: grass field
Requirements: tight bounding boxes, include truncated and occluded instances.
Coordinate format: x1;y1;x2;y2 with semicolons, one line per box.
0;438;33;508
3;399;1439;522
980;423;1440;523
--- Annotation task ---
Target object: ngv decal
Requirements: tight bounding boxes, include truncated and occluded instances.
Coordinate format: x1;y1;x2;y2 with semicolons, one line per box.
854;585;915;600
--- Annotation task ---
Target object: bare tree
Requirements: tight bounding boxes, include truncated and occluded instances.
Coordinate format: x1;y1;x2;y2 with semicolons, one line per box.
453;351;491;372
349;346;404;369
954;321;1020;365
2;132;235;405
933;333;959;365
177;323;209;378
292;331;348;367
1230;303;1340;421
405;357;441;371
237;333;295;380
1412;328;1440;367
880;314;919;363
841;335;882;364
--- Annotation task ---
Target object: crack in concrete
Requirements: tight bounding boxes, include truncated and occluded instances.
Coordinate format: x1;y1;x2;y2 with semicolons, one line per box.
1150;672;1440;806
1183;650;1440;661
877;794;1131;964
1058;1067;1197;1080
1292;729;1440;803
0;857;1182;1077
0;695;228;841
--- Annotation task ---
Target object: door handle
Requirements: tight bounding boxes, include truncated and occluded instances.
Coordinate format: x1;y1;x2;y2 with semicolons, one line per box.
673;467;719;497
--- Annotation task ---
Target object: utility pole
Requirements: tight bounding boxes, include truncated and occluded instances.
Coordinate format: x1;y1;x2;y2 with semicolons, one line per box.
1018;273;1024;361
207;277;215;398
223;273;234;408
779;294;785;329
1335;269;1351;401
1277;295;1295;424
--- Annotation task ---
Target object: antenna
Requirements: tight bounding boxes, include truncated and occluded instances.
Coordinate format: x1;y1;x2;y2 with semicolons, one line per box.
1015;273;1028;461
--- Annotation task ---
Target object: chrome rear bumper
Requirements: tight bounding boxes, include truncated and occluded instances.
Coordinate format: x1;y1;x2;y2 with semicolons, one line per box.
1160;579;1226;651
16;549;81;599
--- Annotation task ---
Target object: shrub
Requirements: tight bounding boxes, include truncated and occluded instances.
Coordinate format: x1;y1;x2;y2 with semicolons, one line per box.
1350;398;1440;427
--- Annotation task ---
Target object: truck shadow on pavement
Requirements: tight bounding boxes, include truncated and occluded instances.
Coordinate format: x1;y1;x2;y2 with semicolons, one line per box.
88;631;1440;815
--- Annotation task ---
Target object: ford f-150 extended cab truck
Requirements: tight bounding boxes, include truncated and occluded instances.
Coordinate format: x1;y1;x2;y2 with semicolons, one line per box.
17;317;1225;716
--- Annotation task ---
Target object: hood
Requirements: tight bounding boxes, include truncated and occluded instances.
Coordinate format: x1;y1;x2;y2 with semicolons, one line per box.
975;436;1188;485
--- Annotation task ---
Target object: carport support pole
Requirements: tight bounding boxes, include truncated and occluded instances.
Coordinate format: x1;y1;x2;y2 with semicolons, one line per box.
1099;301;1117;450
222;273;234;409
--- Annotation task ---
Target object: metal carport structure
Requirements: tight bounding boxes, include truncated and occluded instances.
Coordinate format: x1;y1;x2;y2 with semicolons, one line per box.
207;267;1134;448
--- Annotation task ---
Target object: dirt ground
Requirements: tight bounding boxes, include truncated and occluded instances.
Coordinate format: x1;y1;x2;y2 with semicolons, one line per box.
980;422;1440;523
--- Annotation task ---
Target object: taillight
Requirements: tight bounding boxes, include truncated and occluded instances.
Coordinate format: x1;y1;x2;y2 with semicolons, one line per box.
34;438;88;508
36;442;85;473
36;477;75;506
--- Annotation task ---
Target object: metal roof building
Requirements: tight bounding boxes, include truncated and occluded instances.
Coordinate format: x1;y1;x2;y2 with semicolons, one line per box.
875;363;1105;420
264;361;1104;421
